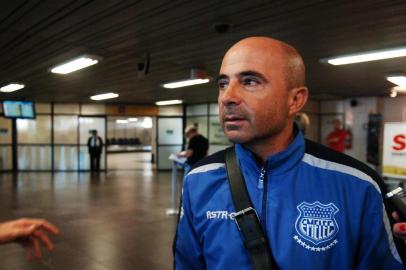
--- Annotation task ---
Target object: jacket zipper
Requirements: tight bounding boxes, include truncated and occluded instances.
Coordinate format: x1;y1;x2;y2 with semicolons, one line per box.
258;163;268;229
258;166;266;189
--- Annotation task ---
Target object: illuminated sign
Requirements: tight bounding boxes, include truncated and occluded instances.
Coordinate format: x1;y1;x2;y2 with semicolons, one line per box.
383;123;406;179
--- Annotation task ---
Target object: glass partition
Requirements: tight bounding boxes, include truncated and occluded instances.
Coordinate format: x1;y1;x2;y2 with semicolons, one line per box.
0;118;12;144
54;145;78;170
209;116;229;145
0;146;12;170
158;118;183;145
157;117;183;169
17;116;51;144
18;145;52;170
17;116;52;170
54;115;78;144
0;118;12;171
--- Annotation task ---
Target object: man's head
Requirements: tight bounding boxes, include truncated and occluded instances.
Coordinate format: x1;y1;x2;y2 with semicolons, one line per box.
91;130;98;136
184;125;198;139
332;119;342;130
218;36;308;147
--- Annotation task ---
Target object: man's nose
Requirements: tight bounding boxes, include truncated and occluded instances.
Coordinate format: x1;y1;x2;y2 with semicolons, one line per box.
219;81;242;106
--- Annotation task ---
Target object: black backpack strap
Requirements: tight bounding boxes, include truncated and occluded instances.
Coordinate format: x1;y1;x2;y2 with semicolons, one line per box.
225;146;278;270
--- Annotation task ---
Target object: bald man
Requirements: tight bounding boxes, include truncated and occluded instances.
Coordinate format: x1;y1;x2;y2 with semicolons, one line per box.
173;37;404;269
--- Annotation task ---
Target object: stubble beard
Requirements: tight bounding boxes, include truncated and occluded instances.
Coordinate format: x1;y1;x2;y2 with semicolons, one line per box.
222;115;287;147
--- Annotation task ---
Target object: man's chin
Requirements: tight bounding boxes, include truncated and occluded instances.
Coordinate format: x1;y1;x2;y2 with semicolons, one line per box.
224;131;249;144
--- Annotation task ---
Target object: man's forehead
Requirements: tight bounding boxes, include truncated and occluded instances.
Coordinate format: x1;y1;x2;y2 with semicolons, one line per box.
220;48;284;75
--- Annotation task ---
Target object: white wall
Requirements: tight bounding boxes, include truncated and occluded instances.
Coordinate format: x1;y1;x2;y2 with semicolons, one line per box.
381;95;406;122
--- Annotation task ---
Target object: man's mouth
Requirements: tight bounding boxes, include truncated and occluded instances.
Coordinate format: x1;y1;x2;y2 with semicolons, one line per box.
223;115;246;123
225;115;242;120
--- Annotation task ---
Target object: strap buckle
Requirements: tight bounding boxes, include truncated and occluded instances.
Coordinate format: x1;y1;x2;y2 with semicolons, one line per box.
233;207;267;250
233;207;259;230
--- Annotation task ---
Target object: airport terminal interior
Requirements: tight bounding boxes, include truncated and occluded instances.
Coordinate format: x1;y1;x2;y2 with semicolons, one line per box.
0;0;406;269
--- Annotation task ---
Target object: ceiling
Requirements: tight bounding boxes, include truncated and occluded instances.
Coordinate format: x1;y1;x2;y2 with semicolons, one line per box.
1;0;406;104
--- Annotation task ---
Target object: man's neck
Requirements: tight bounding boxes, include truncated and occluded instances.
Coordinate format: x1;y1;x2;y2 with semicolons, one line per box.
244;125;295;164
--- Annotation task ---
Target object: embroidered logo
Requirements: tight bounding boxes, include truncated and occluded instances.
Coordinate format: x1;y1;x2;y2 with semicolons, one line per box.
206;210;236;220
294;201;339;252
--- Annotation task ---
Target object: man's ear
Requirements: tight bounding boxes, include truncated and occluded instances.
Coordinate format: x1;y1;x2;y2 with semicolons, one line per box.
288;86;308;116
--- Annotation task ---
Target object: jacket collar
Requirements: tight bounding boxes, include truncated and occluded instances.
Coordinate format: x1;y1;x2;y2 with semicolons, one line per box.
235;124;305;175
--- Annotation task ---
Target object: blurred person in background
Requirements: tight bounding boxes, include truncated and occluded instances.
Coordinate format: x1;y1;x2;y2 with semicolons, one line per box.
177;125;208;174
87;130;103;172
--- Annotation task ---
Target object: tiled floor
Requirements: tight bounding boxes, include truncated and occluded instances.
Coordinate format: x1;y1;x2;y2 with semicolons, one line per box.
0;167;182;269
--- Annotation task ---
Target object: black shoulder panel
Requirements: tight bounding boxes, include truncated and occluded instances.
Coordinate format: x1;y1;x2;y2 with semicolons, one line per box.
190;148;227;170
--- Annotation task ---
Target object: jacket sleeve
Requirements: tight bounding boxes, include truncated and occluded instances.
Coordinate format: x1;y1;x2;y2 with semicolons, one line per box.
173;177;206;270
355;186;404;269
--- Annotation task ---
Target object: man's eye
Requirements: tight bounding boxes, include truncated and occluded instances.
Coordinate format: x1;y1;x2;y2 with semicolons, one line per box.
242;77;260;86
218;80;229;89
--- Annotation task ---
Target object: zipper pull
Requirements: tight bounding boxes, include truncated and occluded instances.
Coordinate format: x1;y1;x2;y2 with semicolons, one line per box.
258;167;266;189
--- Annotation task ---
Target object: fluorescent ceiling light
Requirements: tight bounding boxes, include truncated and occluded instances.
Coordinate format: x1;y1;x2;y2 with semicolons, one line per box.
322;47;406;65
155;99;183;106
51;56;100;74
128;118;138;122
386;75;406;87
162;78;210;89
116;119;128;124
90;92;119;101
0;83;25;92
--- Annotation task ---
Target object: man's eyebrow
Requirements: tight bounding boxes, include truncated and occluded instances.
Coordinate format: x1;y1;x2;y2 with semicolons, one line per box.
216;74;229;83
238;70;267;81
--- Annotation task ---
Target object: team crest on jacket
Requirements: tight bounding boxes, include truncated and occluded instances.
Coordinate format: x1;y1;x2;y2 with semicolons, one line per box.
294;201;339;252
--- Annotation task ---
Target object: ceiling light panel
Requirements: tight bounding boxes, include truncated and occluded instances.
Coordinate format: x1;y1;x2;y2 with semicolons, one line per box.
90;92;119;101
51;55;100;74
0;83;25;92
162;78;210;89
155;100;183;106
386;76;406;87
321;47;406;65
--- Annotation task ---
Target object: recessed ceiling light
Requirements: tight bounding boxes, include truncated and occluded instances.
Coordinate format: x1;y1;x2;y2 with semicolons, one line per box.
51;55;100;74
116;119;128;124
392;86;406;92
0;83;25;92
386;75;406;87
90;92;119;101
128;118;138;122
142;117;152;128
321;47;406;65
162;78;210;89
390;88;398;98
155;100;183;106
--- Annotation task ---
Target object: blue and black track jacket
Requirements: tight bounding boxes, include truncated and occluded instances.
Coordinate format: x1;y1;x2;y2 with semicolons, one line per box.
174;130;405;269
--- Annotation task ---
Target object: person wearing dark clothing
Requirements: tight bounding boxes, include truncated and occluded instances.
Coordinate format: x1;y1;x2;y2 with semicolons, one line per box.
178;125;209;174
87;130;103;171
